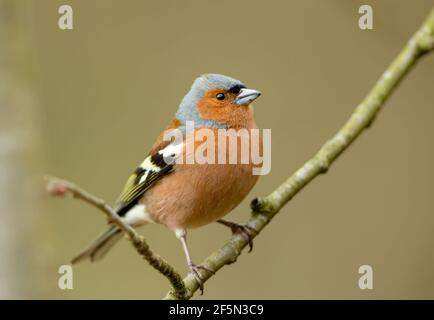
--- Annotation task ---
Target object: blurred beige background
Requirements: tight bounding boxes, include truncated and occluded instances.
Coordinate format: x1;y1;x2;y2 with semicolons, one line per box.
1;0;434;299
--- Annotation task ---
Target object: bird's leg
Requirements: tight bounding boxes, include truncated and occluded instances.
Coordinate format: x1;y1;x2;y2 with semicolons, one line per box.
217;219;257;253
175;229;213;295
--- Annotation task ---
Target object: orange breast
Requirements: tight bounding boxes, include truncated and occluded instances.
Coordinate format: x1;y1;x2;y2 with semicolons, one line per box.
141;120;263;230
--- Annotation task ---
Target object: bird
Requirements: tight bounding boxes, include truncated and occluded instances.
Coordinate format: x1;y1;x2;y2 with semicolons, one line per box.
71;74;263;292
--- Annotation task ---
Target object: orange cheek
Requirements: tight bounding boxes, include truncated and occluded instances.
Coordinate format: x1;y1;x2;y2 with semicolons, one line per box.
197;97;236;122
197;89;239;123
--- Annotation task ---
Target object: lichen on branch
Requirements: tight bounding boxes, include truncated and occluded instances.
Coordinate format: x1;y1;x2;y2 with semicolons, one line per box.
46;176;187;299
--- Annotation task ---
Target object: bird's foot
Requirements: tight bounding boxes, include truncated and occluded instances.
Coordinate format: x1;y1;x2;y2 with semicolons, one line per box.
188;263;214;295
217;219;257;253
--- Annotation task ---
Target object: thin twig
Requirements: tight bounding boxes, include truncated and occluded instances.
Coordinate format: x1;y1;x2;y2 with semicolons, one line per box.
163;7;434;299
45;176;188;299
46;176;136;237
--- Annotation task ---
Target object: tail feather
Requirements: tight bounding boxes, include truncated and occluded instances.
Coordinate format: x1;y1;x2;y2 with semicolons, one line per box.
71;225;123;264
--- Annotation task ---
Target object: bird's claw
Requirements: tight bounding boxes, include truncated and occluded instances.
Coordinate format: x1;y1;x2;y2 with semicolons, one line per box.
234;224;257;253
188;263;214;295
219;220;257;252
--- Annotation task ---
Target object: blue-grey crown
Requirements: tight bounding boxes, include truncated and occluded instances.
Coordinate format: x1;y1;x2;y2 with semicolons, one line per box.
175;74;245;129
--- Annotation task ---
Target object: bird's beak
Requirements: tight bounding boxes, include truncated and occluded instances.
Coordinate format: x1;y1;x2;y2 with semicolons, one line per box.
235;88;262;106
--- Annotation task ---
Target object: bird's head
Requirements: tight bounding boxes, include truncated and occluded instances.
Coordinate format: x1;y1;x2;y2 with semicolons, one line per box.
176;74;261;128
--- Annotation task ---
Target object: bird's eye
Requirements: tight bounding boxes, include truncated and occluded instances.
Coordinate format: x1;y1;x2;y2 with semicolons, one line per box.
216;93;225;100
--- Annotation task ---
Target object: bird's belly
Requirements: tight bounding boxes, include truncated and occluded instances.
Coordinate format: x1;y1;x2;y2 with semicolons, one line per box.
141;163;258;229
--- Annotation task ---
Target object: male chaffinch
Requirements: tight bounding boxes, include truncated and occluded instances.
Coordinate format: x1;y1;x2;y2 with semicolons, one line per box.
72;74;262;291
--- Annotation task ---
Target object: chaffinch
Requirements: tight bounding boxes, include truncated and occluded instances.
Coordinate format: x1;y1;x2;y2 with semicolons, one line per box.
72;74;262;291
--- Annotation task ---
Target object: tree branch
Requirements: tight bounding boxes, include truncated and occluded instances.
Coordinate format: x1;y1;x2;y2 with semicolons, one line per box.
163;7;434;299
45;176;187;299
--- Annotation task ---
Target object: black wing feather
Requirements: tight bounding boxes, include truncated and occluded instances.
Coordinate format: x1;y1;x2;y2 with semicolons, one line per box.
114;152;175;216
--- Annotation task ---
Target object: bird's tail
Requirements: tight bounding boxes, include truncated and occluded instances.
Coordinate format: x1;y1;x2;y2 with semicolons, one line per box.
71;225;123;264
